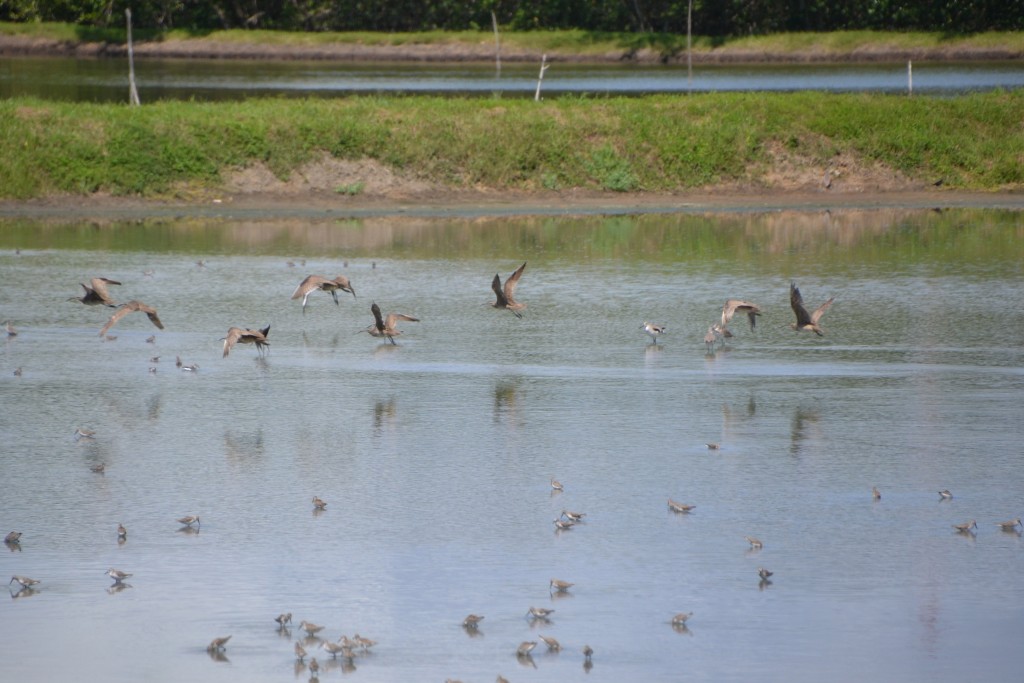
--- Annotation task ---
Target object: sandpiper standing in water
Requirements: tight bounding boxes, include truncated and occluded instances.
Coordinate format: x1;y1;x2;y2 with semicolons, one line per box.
106;568;132;584
640;321;667;344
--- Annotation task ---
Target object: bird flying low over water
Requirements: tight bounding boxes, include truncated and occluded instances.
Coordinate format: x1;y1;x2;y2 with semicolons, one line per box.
490;262;527;318
222;325;271;357
363;303;418;345
719;299;762;337
291;274;356;313
68;277;121;307
789;282;834;336
98;300;164;337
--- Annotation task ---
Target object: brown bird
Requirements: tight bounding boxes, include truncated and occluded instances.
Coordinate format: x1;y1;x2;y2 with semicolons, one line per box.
275;612;293;626
462;614;485;629
490;262;527;318
98;300;164;337
222;324;271;358
516;641;537;657
668;499;695;513
5;531;22;544
4;320;16;337
996;518;1022;531
745;536;764;549
719;299;762;337
550;578;574;593
68;277;120;307
790;282;834;336
539;634;561;651
953;519;978;534
294;641;307;661
312;496;327;510
672;612;693;626
363;303;418;345
207;635;231;652
291;274;356;313
872;486;882;500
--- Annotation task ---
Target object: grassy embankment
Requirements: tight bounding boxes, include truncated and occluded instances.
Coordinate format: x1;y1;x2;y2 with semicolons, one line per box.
3;22;1024;60
2;91;1022;200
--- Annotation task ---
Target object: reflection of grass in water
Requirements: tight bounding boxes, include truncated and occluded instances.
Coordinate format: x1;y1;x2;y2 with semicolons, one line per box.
1;210;1020;270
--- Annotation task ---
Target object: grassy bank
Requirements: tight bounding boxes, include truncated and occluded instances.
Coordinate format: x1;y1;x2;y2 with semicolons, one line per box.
1;91;1022;200
3;22;1024;62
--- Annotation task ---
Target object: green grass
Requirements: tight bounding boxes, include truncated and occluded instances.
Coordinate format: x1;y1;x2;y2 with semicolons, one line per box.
1;91;1022;200
3;22;1024;59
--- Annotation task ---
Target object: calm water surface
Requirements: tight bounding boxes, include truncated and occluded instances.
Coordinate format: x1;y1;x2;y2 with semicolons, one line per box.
2;56;1023;101
1;209;1023;682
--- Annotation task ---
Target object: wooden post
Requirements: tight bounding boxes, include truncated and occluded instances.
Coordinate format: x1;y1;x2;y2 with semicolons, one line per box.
907;60;912;96
535;54;549;102
126;9;140;106
491;11;501;78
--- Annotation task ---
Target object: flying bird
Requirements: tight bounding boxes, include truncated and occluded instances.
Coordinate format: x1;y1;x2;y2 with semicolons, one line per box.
719;299;762;337
291;274;356;313
490;262;527;318
789;282;834;336
68;277;121;307
363;303;418;345
222;325;271;357
98;300;164;337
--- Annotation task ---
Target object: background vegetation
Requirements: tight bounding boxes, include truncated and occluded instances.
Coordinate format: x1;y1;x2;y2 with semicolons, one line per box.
2;91;1021;200
0;1;1019;34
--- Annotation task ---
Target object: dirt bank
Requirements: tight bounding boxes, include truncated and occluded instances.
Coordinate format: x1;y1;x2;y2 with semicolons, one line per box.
2;33;1022;63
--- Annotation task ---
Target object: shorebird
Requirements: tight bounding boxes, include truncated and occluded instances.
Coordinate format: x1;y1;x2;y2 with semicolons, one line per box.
321;641;351;659
719;299;762;337
550;578;574;593
308;657;319;676
222;324;271;357
953;519;978;534
462;614;485;629
90;463;105;474
299;620;325;636
703;323;726;353
74;427;96;440
177;515;201;528
872;486;882;500
4;320;16;337
9;575;39;589
117;524;127;540
98;300;164;337
294;641;307;661
553;518;575;531
275;613;293;626
672;612;693;626
996;518;1022;531
106;568;132;584
746;536;764;549
526;606;554;620
668;499;695;513
516;641;537;657
12;367;21;377
207;636;231;652
312;496;327;510
539;634;561;651
497;676;510;683
550;478;564;492
583;645;593;661
938;489;954;500
362;303;418;345
706;442;721;450
561;509;585;522
789;281;834;336
68;277;120;307
292;275;356;313
640;321;667;344
353;634;376;650
758;567;774;581
5;531;22;544
489;262;528;318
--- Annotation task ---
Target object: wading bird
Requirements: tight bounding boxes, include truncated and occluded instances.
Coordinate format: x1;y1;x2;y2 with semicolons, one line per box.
719;299;762;337
790;282;834;336
490;262;527;318
68;278;121;307
363;303;418;345
222;325;271;358
98;300;164;337
291;275;356;313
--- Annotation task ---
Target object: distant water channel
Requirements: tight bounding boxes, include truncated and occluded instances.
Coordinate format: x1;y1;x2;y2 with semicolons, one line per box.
2;56;1024;101
1;207;1023;682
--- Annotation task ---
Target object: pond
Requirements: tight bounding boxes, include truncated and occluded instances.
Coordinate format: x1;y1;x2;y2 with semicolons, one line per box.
2;56;1024;102
1;207;1023;682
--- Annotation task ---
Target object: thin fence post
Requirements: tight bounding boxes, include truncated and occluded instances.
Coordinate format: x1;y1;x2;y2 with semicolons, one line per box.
126;9;140;106
907;60;912;96
491;11;501;78
535;54;549;102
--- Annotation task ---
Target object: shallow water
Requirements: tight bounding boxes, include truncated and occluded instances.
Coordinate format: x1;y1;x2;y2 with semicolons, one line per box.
1;208;1023;682
2;56;1023;101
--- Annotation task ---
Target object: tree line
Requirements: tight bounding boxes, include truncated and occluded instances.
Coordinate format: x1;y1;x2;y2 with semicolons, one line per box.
1;1;1018;34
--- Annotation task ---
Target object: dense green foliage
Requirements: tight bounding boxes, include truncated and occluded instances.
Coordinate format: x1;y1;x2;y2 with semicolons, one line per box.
1;1;1019;34
1;92;1022;200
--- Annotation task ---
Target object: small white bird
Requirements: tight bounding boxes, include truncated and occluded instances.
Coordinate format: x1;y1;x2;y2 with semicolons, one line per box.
106;568;132;584
640;321;667;344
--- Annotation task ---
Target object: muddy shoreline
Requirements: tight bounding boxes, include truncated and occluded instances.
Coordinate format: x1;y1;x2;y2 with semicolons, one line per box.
2;33;1022;64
